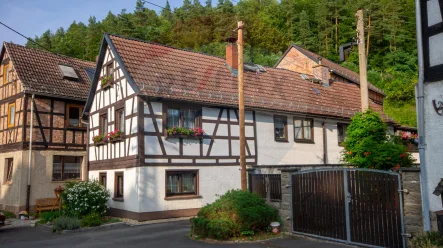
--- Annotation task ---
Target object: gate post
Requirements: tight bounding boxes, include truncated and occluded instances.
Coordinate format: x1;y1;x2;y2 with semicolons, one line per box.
343;170;351;242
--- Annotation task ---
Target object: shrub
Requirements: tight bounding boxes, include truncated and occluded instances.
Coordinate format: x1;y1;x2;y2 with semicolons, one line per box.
38;211;61;224
411;232;443;248
2;211;16;219
81;212;103;227
53;216;81;231
61;180;110;218
341;110;415;170
190;190;279;240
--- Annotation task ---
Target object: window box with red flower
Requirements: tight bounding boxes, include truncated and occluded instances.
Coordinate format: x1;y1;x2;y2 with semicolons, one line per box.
108;129;124;143
92;133;108;146
166;127;204;140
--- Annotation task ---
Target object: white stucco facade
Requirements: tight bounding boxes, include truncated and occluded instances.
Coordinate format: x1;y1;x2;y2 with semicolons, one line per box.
423;81;443;211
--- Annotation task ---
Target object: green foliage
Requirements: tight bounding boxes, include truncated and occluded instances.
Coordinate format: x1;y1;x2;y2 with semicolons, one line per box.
61;180;110;218
38;211;61;224
81;212;103;227
53;216;81;231
411;232;443;248
190;190;279;240
342;110;415;170
27;0;419;126
2;211;16;219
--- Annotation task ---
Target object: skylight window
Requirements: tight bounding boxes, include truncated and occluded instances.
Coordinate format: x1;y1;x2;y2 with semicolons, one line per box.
313;88;321;95
59;65;79;80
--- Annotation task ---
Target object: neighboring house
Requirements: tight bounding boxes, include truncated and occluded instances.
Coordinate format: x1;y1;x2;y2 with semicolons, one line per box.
82;34;400;221
0;43;95;212
274;44;420;164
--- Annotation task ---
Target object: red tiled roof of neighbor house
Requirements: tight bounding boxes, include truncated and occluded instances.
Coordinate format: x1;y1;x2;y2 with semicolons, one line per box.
276;44;385;95
2;42;96;100
105;34;393;121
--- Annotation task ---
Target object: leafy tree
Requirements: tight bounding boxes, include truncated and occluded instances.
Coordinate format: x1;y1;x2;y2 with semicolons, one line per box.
341;110;414;170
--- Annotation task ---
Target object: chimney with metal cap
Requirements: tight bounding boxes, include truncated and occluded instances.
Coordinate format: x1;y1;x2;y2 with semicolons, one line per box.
312;57;330;86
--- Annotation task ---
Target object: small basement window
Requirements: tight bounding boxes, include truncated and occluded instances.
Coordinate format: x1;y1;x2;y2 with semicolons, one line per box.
114;172;124;200
59;65;79;80
5;158;13;183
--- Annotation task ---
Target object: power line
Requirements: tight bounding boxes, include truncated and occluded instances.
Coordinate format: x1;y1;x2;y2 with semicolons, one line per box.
143;1;166;10
0;21;52;52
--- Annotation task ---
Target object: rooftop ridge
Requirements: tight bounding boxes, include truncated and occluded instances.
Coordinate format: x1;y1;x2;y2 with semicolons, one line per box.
4;42;96;66
108;33;228;61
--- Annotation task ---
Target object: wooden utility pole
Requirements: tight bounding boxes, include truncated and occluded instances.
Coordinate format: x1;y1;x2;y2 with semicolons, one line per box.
237;21;247;190
356;9;369;111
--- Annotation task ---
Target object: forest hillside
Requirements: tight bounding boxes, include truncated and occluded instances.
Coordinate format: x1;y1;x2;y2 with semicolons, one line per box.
26;0;418;126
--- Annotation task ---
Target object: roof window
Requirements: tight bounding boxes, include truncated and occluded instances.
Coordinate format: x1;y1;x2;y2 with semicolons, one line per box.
59;65;79;80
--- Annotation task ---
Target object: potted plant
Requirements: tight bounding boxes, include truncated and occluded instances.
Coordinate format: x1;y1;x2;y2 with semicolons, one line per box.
100;75;113;89
108;129;123;143
92;133;108;145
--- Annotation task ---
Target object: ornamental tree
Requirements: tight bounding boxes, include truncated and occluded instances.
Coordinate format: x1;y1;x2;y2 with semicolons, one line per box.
341;110;414;170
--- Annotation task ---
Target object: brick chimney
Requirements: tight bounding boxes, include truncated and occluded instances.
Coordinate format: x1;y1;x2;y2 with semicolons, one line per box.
312;57;330;86
226;43;238;70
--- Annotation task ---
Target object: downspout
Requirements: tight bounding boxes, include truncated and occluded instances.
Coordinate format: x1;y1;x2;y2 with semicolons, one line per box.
415;0;431;231
25;94;34;213
322;119;327;165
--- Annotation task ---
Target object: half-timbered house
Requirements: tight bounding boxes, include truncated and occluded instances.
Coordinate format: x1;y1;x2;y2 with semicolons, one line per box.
82;34;403;221
0;43;94;212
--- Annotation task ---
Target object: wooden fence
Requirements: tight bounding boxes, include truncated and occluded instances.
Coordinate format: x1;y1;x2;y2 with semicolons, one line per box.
248;174;282;201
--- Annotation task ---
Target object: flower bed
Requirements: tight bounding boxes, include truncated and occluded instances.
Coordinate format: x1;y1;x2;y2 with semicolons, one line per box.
166;127;204;139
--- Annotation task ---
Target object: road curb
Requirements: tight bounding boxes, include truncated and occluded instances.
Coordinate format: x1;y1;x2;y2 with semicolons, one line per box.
51;222;127;234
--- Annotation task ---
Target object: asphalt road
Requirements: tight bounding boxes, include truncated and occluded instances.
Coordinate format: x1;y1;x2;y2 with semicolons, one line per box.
0;220;349;248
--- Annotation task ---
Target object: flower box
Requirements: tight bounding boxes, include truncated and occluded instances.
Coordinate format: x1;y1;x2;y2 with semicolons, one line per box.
93;134;108;146
166;134;204;140
100;75;114;89
108;130;123;143
166;127;204;140
110;136;124;143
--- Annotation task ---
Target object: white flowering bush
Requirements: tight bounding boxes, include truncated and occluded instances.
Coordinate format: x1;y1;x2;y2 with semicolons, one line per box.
62;179;110;217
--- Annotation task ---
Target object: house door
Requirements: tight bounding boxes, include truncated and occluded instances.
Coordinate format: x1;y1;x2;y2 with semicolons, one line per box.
291;169;405;248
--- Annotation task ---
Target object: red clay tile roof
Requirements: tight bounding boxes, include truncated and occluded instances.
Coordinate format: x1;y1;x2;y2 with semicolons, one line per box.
108;34;393;121
3;43;95;100
278;44;385;95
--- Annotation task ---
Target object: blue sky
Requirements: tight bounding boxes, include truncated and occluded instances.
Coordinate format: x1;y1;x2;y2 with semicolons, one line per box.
0;0;191;46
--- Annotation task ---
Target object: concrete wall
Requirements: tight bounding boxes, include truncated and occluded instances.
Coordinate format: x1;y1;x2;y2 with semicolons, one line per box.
0;150;25;212
0;150;86;213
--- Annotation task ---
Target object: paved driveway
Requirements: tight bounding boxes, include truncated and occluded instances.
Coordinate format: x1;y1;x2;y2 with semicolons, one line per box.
0;220;349;248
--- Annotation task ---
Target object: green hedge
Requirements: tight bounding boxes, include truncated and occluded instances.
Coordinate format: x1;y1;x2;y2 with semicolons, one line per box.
190;190;279;240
